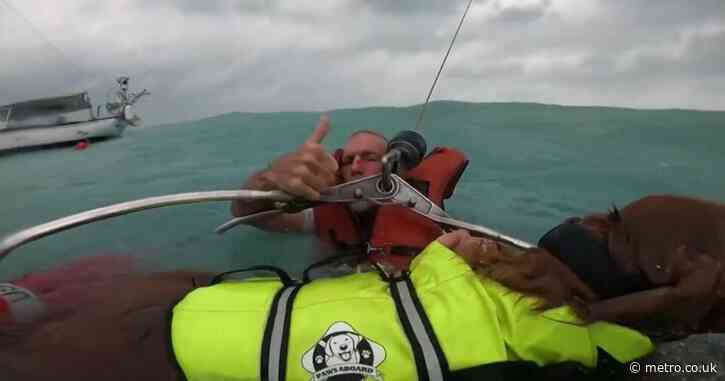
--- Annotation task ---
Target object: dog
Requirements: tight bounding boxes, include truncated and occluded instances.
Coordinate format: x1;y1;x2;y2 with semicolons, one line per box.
0;228;662;381
464;194;725;336
9;195;723;379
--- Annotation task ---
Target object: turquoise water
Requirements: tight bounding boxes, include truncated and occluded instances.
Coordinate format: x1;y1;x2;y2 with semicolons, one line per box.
1;101;724;280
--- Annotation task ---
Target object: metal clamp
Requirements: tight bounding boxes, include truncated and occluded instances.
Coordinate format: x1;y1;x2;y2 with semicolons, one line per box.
380;150;401;192
214;174;399;234
361;175;535;250
214;174;534;250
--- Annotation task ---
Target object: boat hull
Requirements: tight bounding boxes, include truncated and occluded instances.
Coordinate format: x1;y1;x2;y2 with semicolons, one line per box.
0;118;128;152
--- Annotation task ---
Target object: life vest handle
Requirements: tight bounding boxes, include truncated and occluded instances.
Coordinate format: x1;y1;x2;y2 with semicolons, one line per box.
209;265;295;286
301;253;366;283
302;250;403;282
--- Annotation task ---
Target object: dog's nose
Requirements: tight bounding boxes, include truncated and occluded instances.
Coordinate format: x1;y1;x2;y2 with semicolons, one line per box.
340;344;348;350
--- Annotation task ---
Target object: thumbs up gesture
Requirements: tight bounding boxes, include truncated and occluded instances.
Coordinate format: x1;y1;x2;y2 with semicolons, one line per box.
259;115;340;200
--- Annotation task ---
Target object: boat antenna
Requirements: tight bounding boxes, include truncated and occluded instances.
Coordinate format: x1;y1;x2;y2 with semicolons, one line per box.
414;0;474;131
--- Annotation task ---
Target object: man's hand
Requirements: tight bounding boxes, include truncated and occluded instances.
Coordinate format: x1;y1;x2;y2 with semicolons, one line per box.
259;115;339;200
437;229;598;312
437;229;501;265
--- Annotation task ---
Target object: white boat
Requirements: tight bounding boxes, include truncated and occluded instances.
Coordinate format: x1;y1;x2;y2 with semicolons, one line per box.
0;77;148;152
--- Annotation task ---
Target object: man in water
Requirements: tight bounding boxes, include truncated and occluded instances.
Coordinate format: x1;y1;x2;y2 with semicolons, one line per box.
230;114;387;233
231;114;469;269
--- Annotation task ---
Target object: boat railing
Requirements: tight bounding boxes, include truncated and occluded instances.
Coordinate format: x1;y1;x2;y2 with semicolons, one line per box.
0;106;10;130
104;77;148;117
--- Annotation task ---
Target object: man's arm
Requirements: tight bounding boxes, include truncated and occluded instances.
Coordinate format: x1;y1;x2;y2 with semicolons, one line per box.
230;170;308;233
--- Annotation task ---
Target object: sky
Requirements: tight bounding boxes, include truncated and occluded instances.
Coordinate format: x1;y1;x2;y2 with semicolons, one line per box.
1;0;724;125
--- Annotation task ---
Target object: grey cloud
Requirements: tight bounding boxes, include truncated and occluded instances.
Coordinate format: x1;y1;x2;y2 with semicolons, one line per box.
683;28;725;78
609;0;725;27
363;0;461;15
489;0;552;23
2;0;723;126
133;0;241;13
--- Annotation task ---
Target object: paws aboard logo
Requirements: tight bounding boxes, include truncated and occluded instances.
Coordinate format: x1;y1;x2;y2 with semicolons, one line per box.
302;322;386;381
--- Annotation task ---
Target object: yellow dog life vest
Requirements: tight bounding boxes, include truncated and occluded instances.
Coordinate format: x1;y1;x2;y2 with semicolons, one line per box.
171;241;653;381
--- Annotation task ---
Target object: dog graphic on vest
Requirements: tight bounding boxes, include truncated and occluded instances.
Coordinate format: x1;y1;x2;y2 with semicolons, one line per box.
302;322;386;381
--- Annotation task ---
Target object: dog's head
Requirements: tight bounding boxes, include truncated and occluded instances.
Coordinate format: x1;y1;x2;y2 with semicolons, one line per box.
604;197;691;284
325;333;360;359
538;215;652;300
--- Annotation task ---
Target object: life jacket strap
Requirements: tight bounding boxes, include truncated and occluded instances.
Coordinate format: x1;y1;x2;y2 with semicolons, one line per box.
207;265;302;380
301;252;367;283
389;276;450;381
260;284;302;381
209;265;295;287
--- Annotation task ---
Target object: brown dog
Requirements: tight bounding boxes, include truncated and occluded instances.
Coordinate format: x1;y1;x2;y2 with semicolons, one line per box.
464;194;725;336
607;195;725;285
593;195;725;333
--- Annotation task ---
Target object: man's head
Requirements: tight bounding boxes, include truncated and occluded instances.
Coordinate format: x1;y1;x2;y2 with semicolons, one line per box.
339;130;387;183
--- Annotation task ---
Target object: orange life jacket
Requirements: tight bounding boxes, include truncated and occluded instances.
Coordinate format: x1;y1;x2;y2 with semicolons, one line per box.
314;147;469;269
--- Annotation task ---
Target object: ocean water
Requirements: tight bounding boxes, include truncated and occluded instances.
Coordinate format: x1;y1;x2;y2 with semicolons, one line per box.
1;101;724;281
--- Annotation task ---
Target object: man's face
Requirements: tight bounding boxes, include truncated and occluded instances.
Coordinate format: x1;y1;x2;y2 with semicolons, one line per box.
340;132;386;182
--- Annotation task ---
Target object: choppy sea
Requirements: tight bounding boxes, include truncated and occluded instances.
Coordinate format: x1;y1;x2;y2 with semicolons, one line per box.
1;101;723;281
